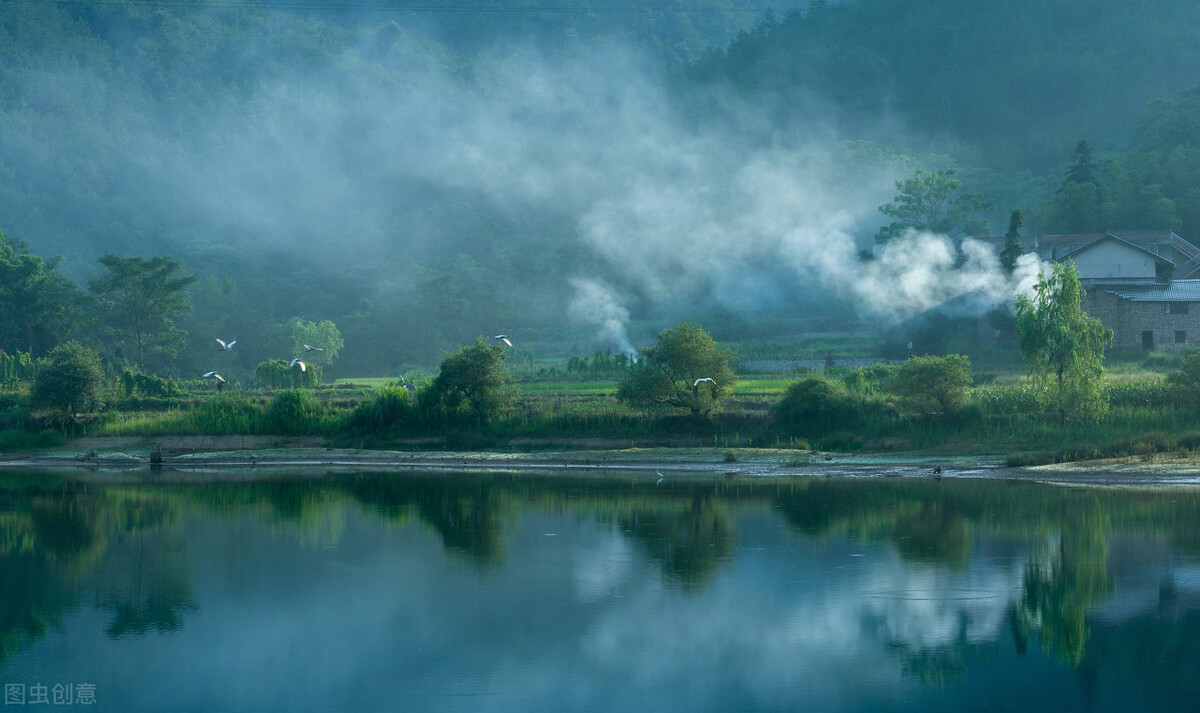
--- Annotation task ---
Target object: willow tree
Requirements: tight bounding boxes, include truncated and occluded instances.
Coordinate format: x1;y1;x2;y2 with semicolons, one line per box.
1014;262;1113;421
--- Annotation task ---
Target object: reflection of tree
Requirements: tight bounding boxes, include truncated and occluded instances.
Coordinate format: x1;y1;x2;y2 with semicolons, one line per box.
892;502;970;567
345;474;509;567
1018;507;1112;666
30;495;106;566
96;534;196;638
0;550;79;663
620;495;734;590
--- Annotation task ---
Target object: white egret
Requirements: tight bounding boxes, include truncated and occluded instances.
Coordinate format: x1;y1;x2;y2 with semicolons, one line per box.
215;339;236;351
304;344;323;352
656;470;664;485
289;358;307;372
493;335;513;347
693;377;715;386
202;371;227;383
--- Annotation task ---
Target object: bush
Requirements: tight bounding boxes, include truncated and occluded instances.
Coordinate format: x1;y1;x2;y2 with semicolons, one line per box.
842;363;899;395
266;389;321;434
31;342;105;423
773;377;862;434
117;370;181;398
347;384;417;434
888;354;972;416
255;359;321;389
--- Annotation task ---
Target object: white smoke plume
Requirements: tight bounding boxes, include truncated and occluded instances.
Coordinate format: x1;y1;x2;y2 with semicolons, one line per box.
567;277;638;357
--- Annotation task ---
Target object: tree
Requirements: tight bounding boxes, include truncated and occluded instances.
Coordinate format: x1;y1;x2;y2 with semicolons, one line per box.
0;230;87;356
425;338;510;424
1014;262;1113;422
1166;349;1200;405
617;323;736;416
1061;140;1098;189
888;354;972;416
1000;208;1025;274
290;319;344;368
874;168;993;244
31;342;105;424
88;255;196;372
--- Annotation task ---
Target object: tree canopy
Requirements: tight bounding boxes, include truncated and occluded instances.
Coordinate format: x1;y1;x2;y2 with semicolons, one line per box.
617;323;736;416
88;255;196;372
1014;262;1113;422
874;168;992;243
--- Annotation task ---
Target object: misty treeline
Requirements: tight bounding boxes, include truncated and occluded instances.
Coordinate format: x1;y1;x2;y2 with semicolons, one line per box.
5;0;1200;376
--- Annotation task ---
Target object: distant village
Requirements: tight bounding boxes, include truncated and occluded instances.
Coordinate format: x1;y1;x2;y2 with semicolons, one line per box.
986;230;1200;351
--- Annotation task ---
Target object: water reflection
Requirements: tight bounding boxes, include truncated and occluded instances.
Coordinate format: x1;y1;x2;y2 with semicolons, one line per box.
0;470;1198;711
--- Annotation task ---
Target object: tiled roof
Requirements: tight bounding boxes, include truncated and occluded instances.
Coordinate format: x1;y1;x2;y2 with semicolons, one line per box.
1101;280;1200;302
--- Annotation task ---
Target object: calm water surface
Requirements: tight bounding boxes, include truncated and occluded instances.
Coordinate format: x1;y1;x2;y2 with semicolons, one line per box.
2;469;1199;712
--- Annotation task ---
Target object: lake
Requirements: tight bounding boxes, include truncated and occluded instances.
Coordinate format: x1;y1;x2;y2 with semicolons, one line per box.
1;468;1198;712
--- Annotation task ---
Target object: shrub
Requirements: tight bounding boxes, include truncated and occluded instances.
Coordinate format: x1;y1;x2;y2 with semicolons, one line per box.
773;377;861;434
255;359;321;389
31;342;105;424
888;354;972;416
347;384;417;434
266;389;320;434
842;363;899;395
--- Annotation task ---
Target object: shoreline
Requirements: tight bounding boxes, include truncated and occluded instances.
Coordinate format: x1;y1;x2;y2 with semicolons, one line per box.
4;436;1200;485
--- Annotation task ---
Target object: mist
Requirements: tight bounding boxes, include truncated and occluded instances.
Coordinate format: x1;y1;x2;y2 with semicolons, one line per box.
0;3;1044;364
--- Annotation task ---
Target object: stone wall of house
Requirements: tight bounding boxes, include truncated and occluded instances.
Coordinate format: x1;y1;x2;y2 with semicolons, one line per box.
1082;290;1200;350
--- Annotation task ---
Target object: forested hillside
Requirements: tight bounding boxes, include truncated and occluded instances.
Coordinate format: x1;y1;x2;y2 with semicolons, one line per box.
3;0;1200;377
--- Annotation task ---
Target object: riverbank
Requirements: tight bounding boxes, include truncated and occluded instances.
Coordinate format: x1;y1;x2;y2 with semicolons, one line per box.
4;435;1200;485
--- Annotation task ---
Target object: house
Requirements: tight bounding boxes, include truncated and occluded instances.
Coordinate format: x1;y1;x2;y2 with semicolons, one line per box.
978;230;1200;350
1081;280;1200;350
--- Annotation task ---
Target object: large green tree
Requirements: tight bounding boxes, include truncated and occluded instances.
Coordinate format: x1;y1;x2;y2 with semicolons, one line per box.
617;323;736;416
88;255;196;372
875;168;993;243
1014;262;1113;422
0;230;86;356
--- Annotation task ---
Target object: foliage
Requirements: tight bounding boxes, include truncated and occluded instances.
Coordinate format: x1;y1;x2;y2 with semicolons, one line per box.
1000;208;1024;274
888;355;972;416
874;168;993;243
424;338;510;424
254;359;321;389
772;377;863;434
617;323;736;416
1167;350;1200;406
290;319;344;368
116;370;181;398
346;384;417;434
1014;262;1113;422
842;363;899;395
266;389;323;434
88;254;196;372
567;352;632;376
0;230;87;356
30;342;105;422
0;351;41;390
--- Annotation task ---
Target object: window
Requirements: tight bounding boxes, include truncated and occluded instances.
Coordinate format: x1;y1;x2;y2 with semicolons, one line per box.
1177;331;1188;345
1166;302;1190;314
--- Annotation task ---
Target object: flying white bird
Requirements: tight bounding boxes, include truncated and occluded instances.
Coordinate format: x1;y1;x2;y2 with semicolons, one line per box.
694;377;715;386
493;335;513;347
289;359;307;372
215;339;236;351
202;371;227;383
304;344;323;352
